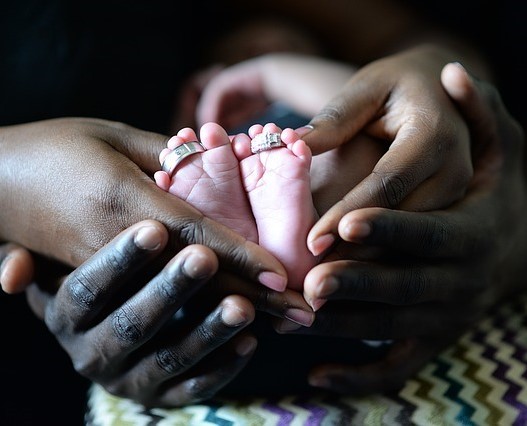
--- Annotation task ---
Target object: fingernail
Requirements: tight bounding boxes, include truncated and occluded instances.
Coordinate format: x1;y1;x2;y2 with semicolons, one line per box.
285;308;314;327
308;233;335;256
309;298;327;312
275;319;302;333
134;226;163;250
182;253;211;280
235;336;257;356
258;271;287;292
221;302;249;327
294;124;314;137
452;61;467;73
342;221;371;242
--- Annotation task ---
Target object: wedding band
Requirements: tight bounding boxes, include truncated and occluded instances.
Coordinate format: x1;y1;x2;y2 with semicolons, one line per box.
161;141;206;177
250;132;286;154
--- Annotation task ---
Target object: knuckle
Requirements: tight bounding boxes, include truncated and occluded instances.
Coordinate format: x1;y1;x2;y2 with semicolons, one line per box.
66;270;99;310
311;105;345;127
156;347;193;376
156;274;184;304
112;304;144;343
176;216;206;245
425;220;449;253
196;321;226;346
372;171;411;208
397;267;428;305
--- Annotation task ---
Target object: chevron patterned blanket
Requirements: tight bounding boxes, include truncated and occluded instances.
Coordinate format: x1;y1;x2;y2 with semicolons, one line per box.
85;293;527;425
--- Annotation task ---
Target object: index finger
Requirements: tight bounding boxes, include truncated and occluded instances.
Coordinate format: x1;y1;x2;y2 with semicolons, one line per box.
302;66;390;155
213;271;315;328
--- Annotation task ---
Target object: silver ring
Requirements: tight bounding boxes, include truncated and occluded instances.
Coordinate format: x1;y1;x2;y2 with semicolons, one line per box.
161;141;206;177
250;132;286;154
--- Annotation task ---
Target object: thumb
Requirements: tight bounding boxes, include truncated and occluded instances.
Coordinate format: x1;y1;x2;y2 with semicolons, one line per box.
101;121;170;175
301;73;388;155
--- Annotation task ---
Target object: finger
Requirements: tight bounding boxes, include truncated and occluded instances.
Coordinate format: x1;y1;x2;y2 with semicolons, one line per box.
335;207;493;259
169;213;288;291
118;295;256;391
441;62;493;133
302;69;391;155
308;337;446;395
302;258;482;309
214;271;315;327
155;333;257;406
0;243;34;294
441;62;524;161
45;220;169;330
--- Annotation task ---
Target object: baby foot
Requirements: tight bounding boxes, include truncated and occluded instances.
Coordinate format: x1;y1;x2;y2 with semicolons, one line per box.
234;123;319;291
154;122;258;242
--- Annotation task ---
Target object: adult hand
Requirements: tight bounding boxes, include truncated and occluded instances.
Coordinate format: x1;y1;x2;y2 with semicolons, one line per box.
0;117;288;292
27;220;312;406
304;45;477;256
277;63;526;394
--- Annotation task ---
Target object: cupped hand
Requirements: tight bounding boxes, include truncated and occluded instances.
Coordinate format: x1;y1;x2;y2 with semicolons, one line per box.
279;62;526;393
304;46;476;256
26;220;312;406
0;117;288;292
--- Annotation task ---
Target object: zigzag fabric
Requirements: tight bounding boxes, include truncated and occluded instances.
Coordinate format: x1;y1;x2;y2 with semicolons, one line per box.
85;293;527;426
